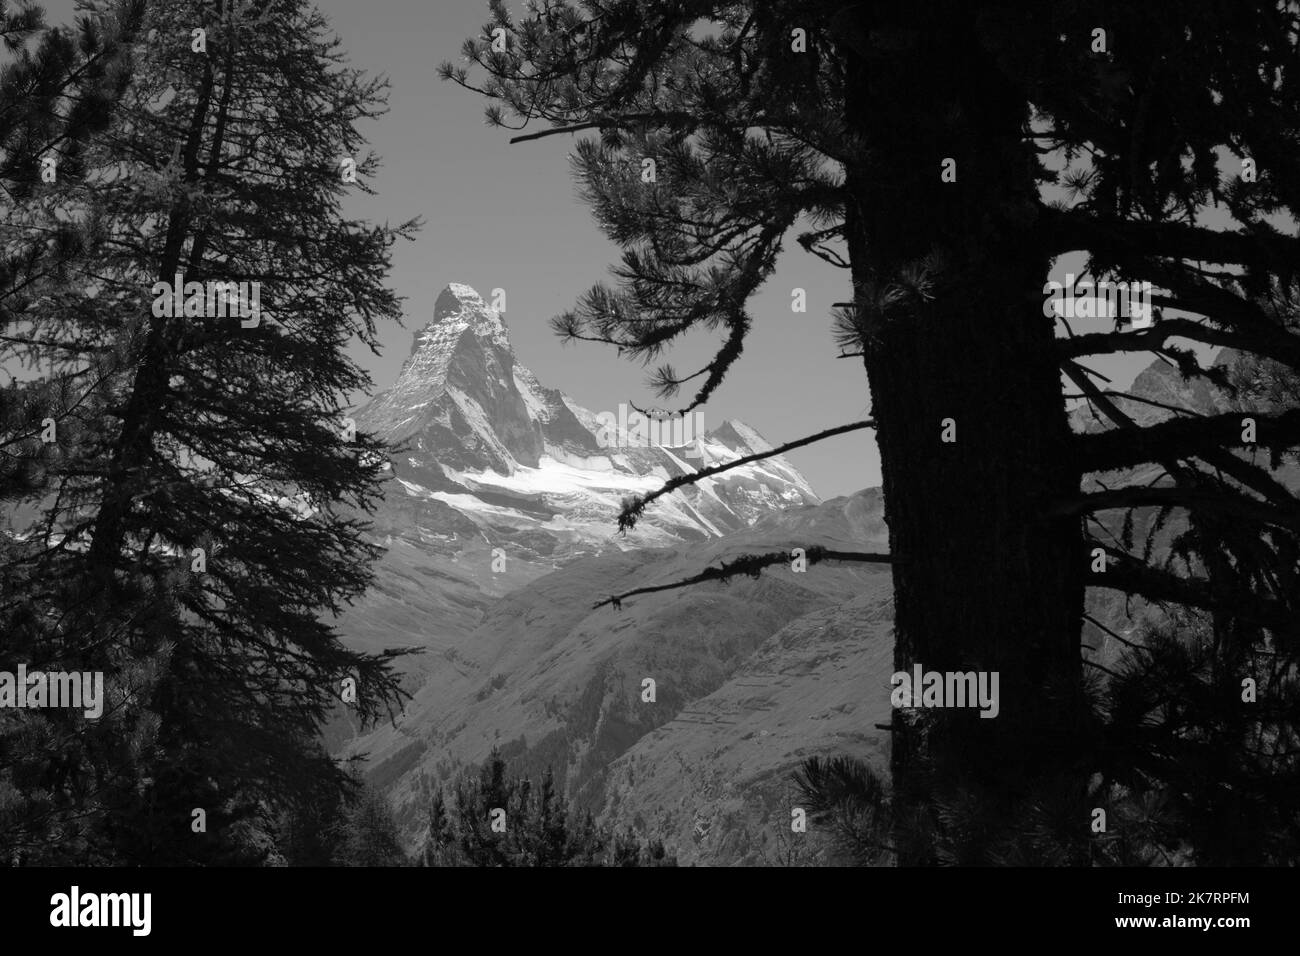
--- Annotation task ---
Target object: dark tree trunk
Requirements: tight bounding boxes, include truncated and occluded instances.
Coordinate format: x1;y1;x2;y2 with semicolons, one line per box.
87;53;225;583
840;3;1089;864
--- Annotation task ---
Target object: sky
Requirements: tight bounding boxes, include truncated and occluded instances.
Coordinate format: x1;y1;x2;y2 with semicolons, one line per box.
36;0;1178;500
305;0;876;500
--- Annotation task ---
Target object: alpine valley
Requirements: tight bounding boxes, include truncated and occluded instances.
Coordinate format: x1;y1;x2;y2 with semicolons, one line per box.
334;284;1245;865
332;283;890;865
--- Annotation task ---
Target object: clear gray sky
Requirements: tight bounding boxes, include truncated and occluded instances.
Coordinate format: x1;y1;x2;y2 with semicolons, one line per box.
42;0;1167;499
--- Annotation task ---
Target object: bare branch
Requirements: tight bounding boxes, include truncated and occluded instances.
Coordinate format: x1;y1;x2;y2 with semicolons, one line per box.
593;546;893;610
616;419;875;532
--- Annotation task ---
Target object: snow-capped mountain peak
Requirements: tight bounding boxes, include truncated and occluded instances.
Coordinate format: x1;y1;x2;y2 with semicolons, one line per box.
355;283;820;558
423;282;511;352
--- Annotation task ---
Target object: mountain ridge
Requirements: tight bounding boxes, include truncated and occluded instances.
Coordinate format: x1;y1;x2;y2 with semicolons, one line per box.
352;282;821;556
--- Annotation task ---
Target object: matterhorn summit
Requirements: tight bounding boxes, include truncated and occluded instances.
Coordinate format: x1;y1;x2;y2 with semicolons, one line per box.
354;283;820;560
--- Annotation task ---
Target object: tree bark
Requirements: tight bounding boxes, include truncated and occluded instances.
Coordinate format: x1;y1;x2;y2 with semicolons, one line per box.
840;2;1088;863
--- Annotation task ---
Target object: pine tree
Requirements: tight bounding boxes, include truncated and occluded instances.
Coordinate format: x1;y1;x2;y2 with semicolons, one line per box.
2;0;417;863
1;0;144;506
0;0;157;866
445;1;1300;864
421;750;677;866
329;780;408;867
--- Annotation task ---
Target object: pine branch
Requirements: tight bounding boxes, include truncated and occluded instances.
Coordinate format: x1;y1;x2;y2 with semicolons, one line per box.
1058;317;1258;359
1067;389;1206;419
506;110;715;143
1067;361;1299;514
1049;485;1300;532
615;419;875;532
1084;658;1122;679
593;546;892;610
1069;359;1300;633
1076;408;1300;473
1082;612;1152;657
1131;261;1300;371
1040;208;1300;276
1088;544;1297;636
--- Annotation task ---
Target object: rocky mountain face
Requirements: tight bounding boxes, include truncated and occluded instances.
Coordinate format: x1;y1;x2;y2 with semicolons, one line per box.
1069;348;1242;432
